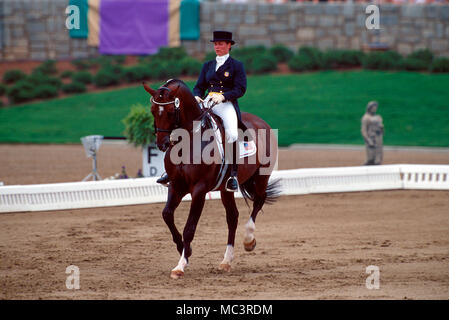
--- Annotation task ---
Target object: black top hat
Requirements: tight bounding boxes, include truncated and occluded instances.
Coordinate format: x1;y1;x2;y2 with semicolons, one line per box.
210;31;235;45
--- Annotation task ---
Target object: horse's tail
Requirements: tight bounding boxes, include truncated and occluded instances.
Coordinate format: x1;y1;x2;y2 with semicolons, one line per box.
264;177;282;204
239;174;282;208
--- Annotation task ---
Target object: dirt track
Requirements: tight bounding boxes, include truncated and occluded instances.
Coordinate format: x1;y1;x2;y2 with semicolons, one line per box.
0;144;448;299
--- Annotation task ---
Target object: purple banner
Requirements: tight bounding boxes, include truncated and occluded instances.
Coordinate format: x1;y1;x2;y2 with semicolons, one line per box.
99;0;169;55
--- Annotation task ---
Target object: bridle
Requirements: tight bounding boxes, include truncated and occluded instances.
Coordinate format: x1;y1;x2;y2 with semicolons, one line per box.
151;85;218;135
151;86;181;134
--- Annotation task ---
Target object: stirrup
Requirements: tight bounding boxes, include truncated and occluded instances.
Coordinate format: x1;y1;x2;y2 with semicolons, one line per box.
225;176;238;192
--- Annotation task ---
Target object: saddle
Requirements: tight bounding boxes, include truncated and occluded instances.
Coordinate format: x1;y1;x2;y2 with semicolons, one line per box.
198;112;257;191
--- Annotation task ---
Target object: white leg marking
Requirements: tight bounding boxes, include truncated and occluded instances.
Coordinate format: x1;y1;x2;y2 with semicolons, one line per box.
221;245;234;265
171;249;188;274
219;245;234;272
244;218;256;244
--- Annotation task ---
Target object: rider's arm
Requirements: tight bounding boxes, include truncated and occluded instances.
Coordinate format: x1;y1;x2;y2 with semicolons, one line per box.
193;62;209;99
223;60;246;102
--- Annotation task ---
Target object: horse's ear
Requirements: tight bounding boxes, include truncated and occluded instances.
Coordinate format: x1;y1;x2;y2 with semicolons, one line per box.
142;82;156;96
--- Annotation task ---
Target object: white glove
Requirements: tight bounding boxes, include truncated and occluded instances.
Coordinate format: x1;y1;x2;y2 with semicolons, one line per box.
211;93;225;104
195;96;204;104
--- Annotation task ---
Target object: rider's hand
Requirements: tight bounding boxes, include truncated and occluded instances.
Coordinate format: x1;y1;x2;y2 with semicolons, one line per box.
195;96;204;104
211;93;225;104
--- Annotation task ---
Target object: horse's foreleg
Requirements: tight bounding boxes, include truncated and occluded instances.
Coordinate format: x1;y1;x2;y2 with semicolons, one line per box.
163;186;186;255
170;186;207;279
219;191;239;272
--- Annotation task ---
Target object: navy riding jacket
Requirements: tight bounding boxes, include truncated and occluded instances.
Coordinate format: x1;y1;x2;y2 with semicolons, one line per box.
193;56;247;122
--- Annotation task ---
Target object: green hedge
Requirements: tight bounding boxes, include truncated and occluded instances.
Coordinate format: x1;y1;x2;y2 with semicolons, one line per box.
3;70;27;84
6;80;36;104
71;71;93;84
2;46;448;106
269;44;294;63
6;73;62;104
121;65;151;83
288;46;325;71
61;81;87;94
60;70;74;79
32;60;58;75
430;58;449;73
323;49;365;68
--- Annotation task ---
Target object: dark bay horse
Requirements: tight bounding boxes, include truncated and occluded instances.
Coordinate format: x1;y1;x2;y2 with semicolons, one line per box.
143;79;280;279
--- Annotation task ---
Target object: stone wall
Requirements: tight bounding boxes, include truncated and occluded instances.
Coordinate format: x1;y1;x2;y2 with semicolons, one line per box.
183;2;449;57
1;1;448;62
0;0;96;61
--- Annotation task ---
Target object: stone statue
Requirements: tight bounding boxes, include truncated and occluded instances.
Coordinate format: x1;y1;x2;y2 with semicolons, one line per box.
361;101;384;165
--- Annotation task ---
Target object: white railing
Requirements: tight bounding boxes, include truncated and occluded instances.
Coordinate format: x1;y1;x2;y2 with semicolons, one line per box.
1;164;448;213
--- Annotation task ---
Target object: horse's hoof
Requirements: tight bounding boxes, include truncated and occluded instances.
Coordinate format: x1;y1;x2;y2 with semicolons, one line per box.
244;238;256;252
219;263;232;272
170;270;184;279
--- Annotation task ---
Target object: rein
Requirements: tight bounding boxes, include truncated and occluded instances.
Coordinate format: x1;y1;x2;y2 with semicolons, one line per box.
152;95;217;135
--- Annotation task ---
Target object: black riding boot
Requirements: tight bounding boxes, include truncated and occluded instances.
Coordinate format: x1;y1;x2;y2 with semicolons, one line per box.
225;141;239;192
157;172;170;187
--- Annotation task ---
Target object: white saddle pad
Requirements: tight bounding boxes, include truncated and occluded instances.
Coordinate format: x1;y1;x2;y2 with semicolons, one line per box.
239;140;257;158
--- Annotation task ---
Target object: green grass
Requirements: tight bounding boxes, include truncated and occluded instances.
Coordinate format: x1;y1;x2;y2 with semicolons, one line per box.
1;71;448;146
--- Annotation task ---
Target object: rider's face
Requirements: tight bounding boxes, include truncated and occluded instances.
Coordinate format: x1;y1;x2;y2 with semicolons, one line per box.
214;41;231;57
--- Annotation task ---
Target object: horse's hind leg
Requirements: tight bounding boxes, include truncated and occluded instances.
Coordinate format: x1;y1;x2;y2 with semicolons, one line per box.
243;173;270;252
218;190;239;272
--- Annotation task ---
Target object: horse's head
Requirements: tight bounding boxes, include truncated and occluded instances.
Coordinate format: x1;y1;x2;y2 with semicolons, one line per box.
143;79;201;152
143;80;182;151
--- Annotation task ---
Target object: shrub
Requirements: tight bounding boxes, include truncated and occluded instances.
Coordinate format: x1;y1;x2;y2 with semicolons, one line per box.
122;103;155;147
323;49;365;68
33;60;57;75
112;55;127;65
7;80;36;104
269;44;294;63
161;61;183;78
26;72;62;89
288;47;325;72
121;65;151;83
60;70;74;79
232;45;267;72
145;62;166;80
72;59;91;70
0;83;6;96
179;57;202;76
400;58;429;71
71;71;93;84
408;49;434;65
144;60;183;79
203;51;216;62
34;84;59;99
154;47;188;61
61;81;86;94
251;53;278;74
3;69;27;84
362;51;402;70
430;58;449;73
93;68;121;87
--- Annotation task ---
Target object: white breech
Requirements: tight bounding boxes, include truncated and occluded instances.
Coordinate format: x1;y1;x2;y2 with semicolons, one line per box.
204;95;238;143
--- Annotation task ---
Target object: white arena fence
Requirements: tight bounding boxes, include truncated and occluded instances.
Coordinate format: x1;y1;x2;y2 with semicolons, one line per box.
0;164;448;213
